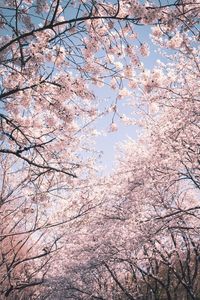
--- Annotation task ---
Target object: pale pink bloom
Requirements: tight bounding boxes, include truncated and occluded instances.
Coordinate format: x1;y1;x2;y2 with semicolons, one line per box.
168;33;183;49
107;54;115;63
114;61;123;69
142;9;158;24
108;105;117;113
45;116;55;127
131;55;140;66
151;26;163;38
110;78;117;89
149;102;159;114
129;32;138;40
140;43;150;56
124;65;133;77
128;78;138;89
110;123;118;132
96;80;104;88
118;88;130;99
91;129;101;136
108;21;114;29
121;114;134;125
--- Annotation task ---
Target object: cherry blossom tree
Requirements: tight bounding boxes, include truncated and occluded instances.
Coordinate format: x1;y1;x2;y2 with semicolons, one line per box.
0;0;200;298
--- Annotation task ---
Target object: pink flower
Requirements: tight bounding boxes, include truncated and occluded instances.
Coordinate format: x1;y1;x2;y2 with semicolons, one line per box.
140;43;150;56
110;123;118;132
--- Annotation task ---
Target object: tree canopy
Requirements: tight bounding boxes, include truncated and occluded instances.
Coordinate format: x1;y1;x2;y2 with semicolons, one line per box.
0;0;200;299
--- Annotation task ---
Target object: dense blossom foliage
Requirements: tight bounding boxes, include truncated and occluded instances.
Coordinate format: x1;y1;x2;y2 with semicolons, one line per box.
46;42;200;299
0;0;200;299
